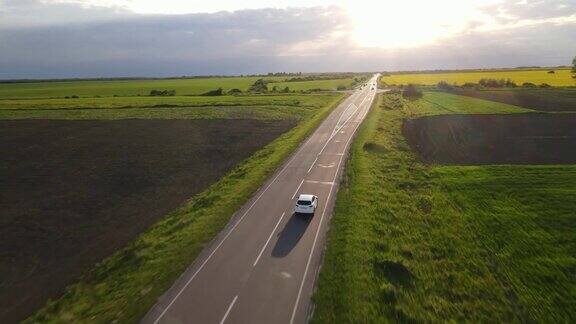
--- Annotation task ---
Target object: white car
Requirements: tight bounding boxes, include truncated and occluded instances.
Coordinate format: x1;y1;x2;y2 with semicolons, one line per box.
294;194;318;215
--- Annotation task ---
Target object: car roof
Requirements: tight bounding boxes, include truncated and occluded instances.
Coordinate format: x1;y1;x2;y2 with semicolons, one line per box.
298;194;314;201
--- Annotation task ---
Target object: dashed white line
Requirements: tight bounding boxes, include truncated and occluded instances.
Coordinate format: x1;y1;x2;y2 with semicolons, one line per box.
219;295;238;324
291;179;305;199
307;157;318;173
253;212;286;267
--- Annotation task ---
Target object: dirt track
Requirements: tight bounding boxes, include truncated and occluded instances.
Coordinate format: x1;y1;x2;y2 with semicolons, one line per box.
403;113;576;165
0;119;294;323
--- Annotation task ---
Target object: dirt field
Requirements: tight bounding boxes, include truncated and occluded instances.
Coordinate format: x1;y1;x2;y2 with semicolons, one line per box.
444;88;576;112
402;113;576;165
0;119;294;323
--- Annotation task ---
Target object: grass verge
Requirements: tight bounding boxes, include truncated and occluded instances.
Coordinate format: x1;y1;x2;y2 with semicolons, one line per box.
25;93;346;323
312;92;576;322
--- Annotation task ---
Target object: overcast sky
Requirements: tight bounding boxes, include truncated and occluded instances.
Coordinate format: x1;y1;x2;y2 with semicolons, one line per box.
0;0;575;79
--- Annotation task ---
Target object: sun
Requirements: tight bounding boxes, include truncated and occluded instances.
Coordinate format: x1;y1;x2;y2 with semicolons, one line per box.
344;0;484;48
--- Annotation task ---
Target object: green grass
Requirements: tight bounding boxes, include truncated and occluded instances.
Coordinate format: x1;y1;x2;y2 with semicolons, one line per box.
0;77;358;99
415;91;533;116
381;68;574;87
312;92;576;322
0;94;339;120
25;92;346;323
272;79;356;91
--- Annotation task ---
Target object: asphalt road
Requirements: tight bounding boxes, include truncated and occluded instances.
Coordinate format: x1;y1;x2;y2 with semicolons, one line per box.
142;75;379;324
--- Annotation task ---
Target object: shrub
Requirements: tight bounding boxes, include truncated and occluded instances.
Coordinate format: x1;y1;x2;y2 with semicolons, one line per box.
227;88;242;95
402;84;423;100
548;70;556;74
437;81;454;90
478;78;517;88
462;82;478;89
150;90;176;96
201;88;224;96
336;85;347;91
539;83;552;88
248;79;268;93
281;86;290;93
522;82;537;88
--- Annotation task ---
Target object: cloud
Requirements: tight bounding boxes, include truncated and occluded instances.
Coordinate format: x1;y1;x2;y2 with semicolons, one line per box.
0;0;130;28
481;0;576;23
0;0;574;78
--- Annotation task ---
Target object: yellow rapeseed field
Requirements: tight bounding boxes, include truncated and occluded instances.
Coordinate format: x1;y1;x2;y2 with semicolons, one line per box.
381;69;574;87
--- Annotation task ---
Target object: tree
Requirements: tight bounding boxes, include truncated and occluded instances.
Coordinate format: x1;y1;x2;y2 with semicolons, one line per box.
248;79;268;93
402;84;423;100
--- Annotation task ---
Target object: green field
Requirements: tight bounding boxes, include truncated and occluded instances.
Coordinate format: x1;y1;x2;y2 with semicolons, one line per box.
0;94;339;120
313;92;576;322
0;77;358;99
381;69;574;87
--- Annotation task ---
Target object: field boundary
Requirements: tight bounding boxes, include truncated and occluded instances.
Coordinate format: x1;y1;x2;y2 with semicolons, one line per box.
24;93;347;323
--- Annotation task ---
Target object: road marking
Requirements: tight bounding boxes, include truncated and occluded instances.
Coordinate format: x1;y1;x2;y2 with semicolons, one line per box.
280;271;292;279
151;83;374;324
291;179;305;200
307;157;318;173
315;91;369;158
331;103;357;138
219;295;238;324
253;212;286;267
305;180;334;185
289;86;375;324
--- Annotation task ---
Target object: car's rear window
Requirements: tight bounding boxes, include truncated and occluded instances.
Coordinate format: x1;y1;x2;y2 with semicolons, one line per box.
297;200;312;206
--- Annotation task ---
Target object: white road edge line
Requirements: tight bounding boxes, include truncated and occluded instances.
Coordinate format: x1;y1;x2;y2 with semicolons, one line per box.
253;212;286;267
289;87;375;324
152;86;369;324
219;295;238;324
292;179;305;200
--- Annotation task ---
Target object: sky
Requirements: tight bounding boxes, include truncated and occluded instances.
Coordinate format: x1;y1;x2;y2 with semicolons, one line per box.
0;0;575;78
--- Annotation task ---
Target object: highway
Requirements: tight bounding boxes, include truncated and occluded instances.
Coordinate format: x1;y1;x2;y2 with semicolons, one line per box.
142;74;379;324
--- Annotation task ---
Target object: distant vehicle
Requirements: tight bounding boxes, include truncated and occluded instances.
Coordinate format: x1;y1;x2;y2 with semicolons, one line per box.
295;194;318;215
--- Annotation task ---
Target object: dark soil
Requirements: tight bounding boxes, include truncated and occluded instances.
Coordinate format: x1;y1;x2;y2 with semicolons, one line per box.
402;113;576;165
0;119;295;323
445;88;576;112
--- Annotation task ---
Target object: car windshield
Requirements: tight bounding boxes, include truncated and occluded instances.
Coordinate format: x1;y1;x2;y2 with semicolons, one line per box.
297;200;312;206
